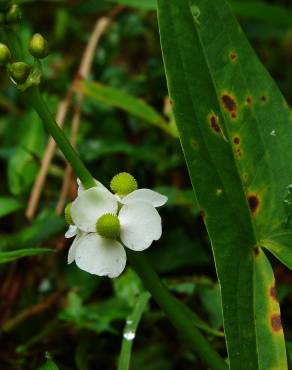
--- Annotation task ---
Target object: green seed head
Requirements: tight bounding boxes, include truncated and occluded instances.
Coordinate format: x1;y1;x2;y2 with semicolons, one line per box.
29;33;49;59
64;202;74;226
9;62;31;84
110;172;138;196
5;4;21;24
96;213;120;240
0;43;11;65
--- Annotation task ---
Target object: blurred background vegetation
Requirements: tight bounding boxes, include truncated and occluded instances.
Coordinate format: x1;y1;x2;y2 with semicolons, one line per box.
0;0;292;369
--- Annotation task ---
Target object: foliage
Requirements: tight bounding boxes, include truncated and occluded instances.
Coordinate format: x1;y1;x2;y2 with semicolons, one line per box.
0;0;291;369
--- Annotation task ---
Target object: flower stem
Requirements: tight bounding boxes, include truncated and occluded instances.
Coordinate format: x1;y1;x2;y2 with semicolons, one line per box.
17;72;225;368
127;251;228;370
5;28;24;61
24;86;96;189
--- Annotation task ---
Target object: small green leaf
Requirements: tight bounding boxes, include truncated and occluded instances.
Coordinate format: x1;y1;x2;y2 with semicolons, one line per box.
79;80;178;137
0;196;24;217
0;248;54;264
37;353;59;370
8;109;45;195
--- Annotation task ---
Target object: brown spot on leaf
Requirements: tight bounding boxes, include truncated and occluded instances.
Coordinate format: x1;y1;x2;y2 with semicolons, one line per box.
246;96;252;105
229;51;237;61
236;148;242;157
209;114;224;137
233;137;240;145
253;247;260;256
190;139;199;149
221;93;237;117
170;99;173;105
270;286;278;300
210;115;220;132
270;314;282;332
261;95;268;103
248;194;260;213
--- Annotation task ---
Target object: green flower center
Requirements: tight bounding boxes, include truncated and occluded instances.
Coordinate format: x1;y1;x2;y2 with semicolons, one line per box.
64;203;74;225
96;213;120;240
110;172;137;196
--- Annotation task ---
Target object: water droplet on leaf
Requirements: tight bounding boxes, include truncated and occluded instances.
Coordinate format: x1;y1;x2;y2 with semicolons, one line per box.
123;330;135;341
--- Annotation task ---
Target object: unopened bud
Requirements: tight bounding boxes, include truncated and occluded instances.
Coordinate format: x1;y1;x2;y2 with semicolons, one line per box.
5;4;21;24
0;43;11;65
28;33;49;59
9;62;31;84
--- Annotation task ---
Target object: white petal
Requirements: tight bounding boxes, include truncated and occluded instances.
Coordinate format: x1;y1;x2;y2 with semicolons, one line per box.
77;178;112;196
121;189;168;207
119;202;162;251
74;233;126;278
67;232;83;264
71;188;118;233
65;225;78;238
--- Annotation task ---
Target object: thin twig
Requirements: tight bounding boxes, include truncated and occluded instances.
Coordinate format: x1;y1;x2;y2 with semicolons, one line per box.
25;92;72;220
2;291;64;332
26;6;124;219
56;12;123;214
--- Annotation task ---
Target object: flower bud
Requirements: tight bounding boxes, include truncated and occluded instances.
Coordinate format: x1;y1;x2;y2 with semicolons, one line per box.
110;172;138;196
0;43;11;65
64;203;74;226
5;4;21;24
28;33;49;59
96;213;120;240
9;62;31;84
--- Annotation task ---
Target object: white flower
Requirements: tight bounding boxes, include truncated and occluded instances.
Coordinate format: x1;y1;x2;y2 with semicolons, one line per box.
66;181;167;278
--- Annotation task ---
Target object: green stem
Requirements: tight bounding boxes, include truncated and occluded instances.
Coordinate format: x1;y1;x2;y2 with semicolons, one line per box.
23;84;226;368
5;28;24;61
24;86;96;189
128;252;228;370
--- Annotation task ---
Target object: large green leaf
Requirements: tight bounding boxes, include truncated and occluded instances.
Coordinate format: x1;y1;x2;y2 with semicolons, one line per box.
158;0;291;368
79;80;178;138
109;0;292;27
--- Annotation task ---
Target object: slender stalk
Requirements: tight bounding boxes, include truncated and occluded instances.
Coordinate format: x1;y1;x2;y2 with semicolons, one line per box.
128;252;228;370
24;86;96;189
23;84;226;369
5;28;24;61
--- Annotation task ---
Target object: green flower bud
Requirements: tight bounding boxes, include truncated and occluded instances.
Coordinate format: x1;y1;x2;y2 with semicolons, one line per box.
64;202;74;225
5;4;21;24
0;43;11;65
9;62;31;84
28;33;49;59
96;213;120;240
110;172;138;196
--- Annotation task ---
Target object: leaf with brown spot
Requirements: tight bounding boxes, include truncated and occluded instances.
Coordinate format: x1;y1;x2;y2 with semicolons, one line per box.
158;0;291;368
